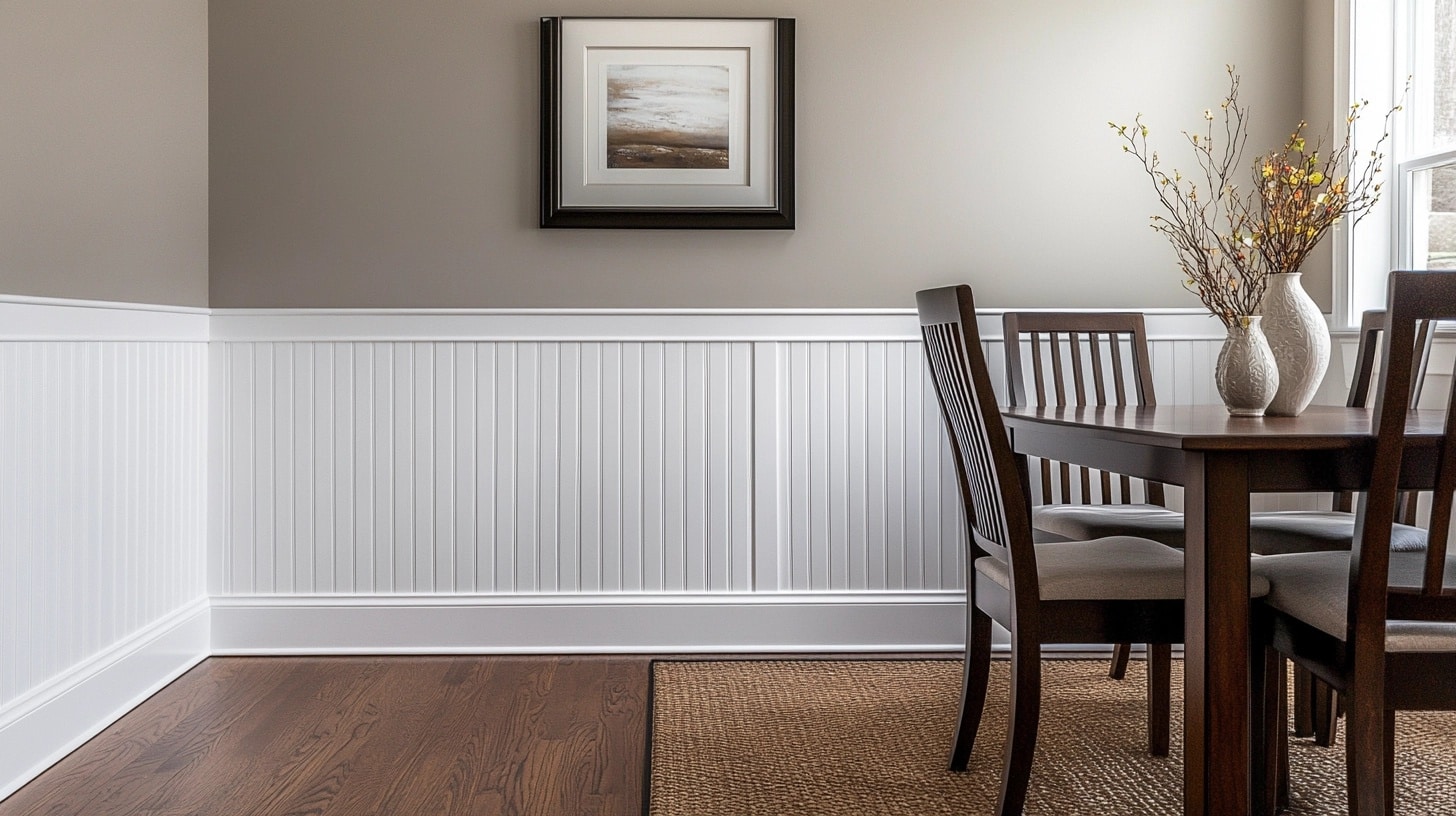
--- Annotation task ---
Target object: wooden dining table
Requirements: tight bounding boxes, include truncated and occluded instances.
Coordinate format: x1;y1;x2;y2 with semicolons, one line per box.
1000;403;1444;816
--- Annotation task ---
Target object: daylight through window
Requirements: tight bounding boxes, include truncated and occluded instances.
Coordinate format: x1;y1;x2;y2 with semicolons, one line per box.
1400;0;1456;270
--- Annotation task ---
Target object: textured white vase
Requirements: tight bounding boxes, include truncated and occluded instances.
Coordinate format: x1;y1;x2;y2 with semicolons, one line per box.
1215;316;1279;417
1261;272;1330;417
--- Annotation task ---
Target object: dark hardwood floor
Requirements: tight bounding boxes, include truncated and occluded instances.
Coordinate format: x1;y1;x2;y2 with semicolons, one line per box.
0;656;649;816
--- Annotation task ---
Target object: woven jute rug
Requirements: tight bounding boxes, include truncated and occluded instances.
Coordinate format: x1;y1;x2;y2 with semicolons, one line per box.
647;659;1456;816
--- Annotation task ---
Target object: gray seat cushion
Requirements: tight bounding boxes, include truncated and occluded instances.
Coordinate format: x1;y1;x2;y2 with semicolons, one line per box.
1032;505;1427;556
1030;504;1186;548
1253;551;1456;652
1247;510;1427;555
975;536;1270;602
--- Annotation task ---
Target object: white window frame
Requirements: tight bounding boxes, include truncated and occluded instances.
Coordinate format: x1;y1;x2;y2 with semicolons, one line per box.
1397;148;1456;267
1340;0;1456;324
1335;0;1398;328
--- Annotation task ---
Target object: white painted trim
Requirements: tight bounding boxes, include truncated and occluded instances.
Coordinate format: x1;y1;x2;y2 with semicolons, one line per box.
0;296;1306;342
1340;0;1401;324
1332;0;1357;328
0;298;1241;343
0;295;210;341
0;600;210;801
0;293;210;314
208;593;1167;659
209;307;1229;343
213;306;1213;316
210;592;973;654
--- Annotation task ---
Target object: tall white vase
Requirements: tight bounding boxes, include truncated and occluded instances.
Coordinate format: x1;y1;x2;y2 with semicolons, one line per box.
1261;272;1330;417
1215;316;1279;417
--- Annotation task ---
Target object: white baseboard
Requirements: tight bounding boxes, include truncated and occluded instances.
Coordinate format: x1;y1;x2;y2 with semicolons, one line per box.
0;593;1154;801
210;592;975;654
208;593;1159;658
0;600;210;802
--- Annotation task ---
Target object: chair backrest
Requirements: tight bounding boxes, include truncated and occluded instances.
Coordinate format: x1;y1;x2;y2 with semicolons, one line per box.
1334;309;1435;523
1349;271;1456;652
1002;311;1165;507
917;286;1037;592
1345;309;1435;410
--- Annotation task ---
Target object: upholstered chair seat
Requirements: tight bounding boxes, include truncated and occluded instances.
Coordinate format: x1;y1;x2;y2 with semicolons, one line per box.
1033;505;1427;556
1029;504;1185;547
977;536;1271;601
1247;510;1428;556
1255;550;1456;651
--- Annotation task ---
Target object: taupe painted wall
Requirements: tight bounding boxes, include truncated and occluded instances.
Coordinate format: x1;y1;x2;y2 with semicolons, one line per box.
1301;0;1338;309
0;0;209;307
209;0;1309;309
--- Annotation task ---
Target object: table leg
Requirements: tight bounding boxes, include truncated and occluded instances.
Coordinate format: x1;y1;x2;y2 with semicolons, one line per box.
1183;451;1253;816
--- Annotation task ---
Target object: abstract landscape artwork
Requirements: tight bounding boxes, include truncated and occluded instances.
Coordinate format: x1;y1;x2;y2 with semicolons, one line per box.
606;65;731;169
541;17;794;228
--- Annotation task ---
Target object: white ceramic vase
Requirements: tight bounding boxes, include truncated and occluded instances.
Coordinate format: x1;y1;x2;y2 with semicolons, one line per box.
1261;272;1330;417
1215;316;1279;417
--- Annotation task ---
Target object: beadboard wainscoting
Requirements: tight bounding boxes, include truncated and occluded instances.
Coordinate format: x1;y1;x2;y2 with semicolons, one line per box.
205;308;1293;654
0;296;211;801
0;301;1398;799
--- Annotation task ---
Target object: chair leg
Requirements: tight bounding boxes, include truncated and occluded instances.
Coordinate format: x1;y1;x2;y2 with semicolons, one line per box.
1108;642;1132;680
1278;675;1290;812
1384;709;1395;816
1255;648;1287;816
949;608;993;771
1147;643;1170;756
1312;681;1340;747
1346;694;1387;816
1293;665;1315;738
996;636;1041;816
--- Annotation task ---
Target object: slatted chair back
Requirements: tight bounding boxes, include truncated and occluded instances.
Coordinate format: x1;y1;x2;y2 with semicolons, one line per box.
1002;312;1165;507
1335;309;1435;524
1350;272;1456;653
1345;309;1435;409
917;286;1036;584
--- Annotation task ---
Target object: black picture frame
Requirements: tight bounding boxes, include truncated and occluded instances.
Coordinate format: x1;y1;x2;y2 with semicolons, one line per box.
540;17;795;229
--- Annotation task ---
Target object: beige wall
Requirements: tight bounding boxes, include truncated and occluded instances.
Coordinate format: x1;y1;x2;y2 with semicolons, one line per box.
0;1;1331;311
0;0;209;307
207;0;1310;309
1302;0;1338;309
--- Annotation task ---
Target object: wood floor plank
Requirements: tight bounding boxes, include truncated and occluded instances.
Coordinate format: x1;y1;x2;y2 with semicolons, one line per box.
508;658;611;815
127;660;355;812
0;657;649;816
183;658;439;816
323;657;501;816
0;658;300;816
598;657;650;799
234;660;397;816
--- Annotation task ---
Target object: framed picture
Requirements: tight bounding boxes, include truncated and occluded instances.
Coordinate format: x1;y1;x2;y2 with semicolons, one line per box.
540;17;795;229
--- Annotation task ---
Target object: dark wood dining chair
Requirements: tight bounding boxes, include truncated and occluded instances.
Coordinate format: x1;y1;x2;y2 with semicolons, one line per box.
1002;312;1179;541
1253;270;1456;816
1249;309;1432;556
1003;309;1432;555
1338;309;1433;533
919;286;1271;816
1004;310;1435;702
1002;312;1182;680
1273;309;1435;745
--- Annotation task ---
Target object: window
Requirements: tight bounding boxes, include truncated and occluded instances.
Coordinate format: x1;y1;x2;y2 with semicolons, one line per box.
1342;0;1456;322
1397;0;1456;271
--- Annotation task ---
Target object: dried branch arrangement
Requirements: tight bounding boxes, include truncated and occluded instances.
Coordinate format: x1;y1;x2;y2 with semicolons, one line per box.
1112;67;1400;327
